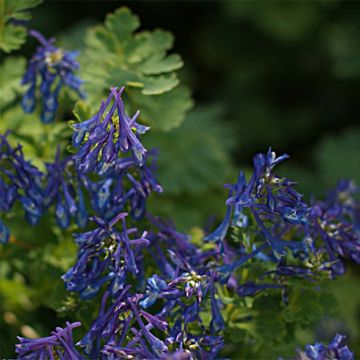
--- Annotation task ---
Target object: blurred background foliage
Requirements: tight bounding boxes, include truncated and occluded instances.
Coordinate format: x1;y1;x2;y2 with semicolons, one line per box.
1;0;360;358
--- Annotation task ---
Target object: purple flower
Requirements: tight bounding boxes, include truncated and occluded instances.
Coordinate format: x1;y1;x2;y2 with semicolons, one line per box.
303;334;354;360
72;87;148;172
15;322;84;359
307;180;360;276
44;152;88;229
206;148;308;258
62;212;150;299
21;30;84;123
0;133;44;227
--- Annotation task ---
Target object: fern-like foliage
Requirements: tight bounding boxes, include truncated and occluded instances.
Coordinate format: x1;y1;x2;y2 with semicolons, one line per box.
80;7;193;130
0;0;43;52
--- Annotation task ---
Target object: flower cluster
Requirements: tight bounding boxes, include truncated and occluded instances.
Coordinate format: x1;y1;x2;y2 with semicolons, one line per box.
296;334;354;360
72;86;149;172
205;148;309;257
0;87;161;241
204;148;360;299
307;180;360;275
21;30;84;123
62;212;150;299
12;41;360;357
0;133;44;243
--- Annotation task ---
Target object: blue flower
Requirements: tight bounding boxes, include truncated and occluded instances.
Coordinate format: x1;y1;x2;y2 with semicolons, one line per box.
207;148;308;258
15;322;84;359
304;334;354;360
0;133;45;227
21;30;84;123
62;212;150;299
72;87;148;172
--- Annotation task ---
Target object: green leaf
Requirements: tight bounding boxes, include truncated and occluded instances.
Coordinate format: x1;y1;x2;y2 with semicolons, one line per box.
3;0;42;20
0;106;70;169
253;294;287;343
104;7;140;40
0;24;27;52
137;53;183;75
282;287;323;326
127;86;193;131
0;0;43;53
0;56;26;110
80;6;191;130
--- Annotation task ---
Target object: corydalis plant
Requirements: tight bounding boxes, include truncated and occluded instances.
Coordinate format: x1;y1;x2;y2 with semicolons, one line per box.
72;86;149;173
21;30;84;123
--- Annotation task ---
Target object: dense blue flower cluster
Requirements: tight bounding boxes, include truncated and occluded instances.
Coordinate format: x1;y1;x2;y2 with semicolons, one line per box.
5;16;358;360
301;334;354;360
74;243;224;359
204;148;360;298
72;87;149;172
21;30;84;123
0;92;161;242
205;148;309;257
11;43;360;357
15;322;83;359
0;133;44;243
308;180;360;275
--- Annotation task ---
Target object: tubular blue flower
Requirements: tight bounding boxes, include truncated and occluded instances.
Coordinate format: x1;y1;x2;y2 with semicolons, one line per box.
72;87;148;172
209;272;225;333
62;212;150;299
307;181;360;276
15;322;84;359
21;30;84;123
301;334;354;360
140;275;168;308
0;133;45;227
44;153;88;229
207;148;309;258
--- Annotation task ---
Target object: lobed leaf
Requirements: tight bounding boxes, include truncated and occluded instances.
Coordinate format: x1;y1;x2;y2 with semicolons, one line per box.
80;6;192;130
0;0;43;52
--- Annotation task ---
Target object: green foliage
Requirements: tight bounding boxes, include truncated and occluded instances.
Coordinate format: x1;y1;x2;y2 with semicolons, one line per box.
316;127;360;186
0;56;26;111
146;105;236;228
283;287;324;326
0;0;43;52
224;1;321;42
80;7;192;131
0;106;70;169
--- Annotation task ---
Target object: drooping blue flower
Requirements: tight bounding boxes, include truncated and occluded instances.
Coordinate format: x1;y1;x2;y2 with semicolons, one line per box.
206;148;309;258
0;133;45;226
15;322;84;359
62;212;150;299
21;30;84;123
72;87;148;172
